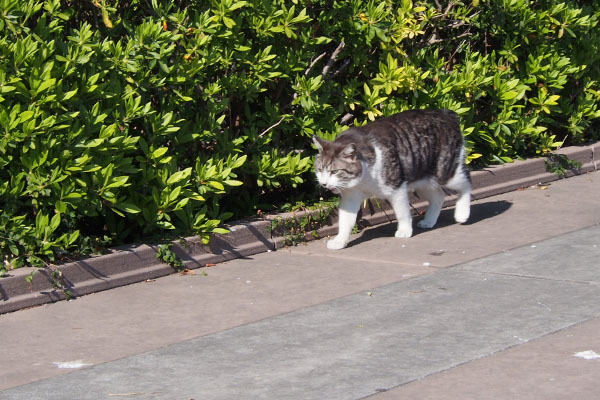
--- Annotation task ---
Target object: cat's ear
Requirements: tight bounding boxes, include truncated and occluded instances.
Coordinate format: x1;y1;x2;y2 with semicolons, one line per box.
340;143;357;161
312;135;327;152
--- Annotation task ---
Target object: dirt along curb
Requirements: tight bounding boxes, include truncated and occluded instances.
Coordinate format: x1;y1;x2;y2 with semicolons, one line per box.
1;143;598;314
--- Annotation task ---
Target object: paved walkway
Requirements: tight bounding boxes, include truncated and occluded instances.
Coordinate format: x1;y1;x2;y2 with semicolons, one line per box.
1;172;599;399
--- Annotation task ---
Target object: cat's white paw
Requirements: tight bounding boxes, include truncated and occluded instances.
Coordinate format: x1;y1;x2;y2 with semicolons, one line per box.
327;237;347;250
454;206;470;224
454;195;471;224
394;227;413;238
417;219;435;229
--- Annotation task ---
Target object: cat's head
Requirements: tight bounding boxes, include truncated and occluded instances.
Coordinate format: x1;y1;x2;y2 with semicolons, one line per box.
313;136;363;193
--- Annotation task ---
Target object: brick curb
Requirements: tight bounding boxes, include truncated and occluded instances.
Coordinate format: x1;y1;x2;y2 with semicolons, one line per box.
1;143;598;314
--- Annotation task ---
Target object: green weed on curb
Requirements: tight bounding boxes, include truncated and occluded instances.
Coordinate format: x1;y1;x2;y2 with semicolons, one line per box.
156;243;185;271
269;199;337;247
544;154;583;178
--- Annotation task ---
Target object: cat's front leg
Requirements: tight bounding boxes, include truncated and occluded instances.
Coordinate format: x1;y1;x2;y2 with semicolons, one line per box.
390;184;413;238
328;192;363;250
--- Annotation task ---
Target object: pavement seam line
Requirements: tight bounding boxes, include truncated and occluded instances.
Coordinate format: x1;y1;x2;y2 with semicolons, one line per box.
448;268;597;286
285;250;426;268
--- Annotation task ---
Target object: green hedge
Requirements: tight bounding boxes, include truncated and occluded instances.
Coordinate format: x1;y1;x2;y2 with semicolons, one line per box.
1;0;599;270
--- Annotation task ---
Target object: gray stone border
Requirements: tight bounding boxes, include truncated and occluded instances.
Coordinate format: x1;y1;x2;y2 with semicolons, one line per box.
1;143;598;314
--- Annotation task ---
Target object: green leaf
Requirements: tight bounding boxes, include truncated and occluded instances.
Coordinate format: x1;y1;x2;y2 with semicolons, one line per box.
55;200;67;213
223;16;236;28
36;212;49;231
159;61;170;74
81;164;102;172
500;91;519;100
68;231;80;245
105;176;129;189
167;167;192;185
152;147;169;159
9;244;19;256
174;197;189;210
168;186;182;203
50;213;61;231
19;110;35;122
88;72;101;85
229;1;248;11
230;155;247;169
156;220;176;230
207;181;225;191
62;89;78;101
85;139;104;148
115;203;142;214
64;192;82;200
161;112;173;127
37;78;57;94
189;193;205;201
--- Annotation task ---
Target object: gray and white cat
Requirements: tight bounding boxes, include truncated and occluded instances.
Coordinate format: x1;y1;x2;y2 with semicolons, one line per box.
313;109;471;250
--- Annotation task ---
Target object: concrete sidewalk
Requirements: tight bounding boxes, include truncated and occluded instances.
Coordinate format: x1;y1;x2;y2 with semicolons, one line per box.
0;171;599;399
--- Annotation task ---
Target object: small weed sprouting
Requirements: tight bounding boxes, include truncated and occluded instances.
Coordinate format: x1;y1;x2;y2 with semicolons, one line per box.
544;154;583;178
25;270;35;291
156;243;185;271
49;268;74;300
269;199;338;247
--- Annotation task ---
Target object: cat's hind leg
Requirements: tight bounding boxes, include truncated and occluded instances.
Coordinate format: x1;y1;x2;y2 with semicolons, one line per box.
328;191;364;250
390;183;413;238
445;167;471;224
415;183;445;229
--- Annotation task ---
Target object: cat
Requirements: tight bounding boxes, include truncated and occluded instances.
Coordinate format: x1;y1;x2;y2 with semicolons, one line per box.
313;109;471;250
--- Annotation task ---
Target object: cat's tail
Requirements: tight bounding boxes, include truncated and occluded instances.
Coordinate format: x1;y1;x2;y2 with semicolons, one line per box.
446;146;471;224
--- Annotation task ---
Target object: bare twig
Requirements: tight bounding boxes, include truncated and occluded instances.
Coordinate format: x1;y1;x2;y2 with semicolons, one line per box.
443;1;456;18
445;39;468;70
322;41;345;78
258;116;286;137
447;20;469;29
426;32;439;44
340;113;354;124
305;52;327;76
428;29;472;45
293;42;346;102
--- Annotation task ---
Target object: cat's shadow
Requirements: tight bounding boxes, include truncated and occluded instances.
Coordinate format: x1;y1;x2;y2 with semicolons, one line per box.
348;200;512;247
